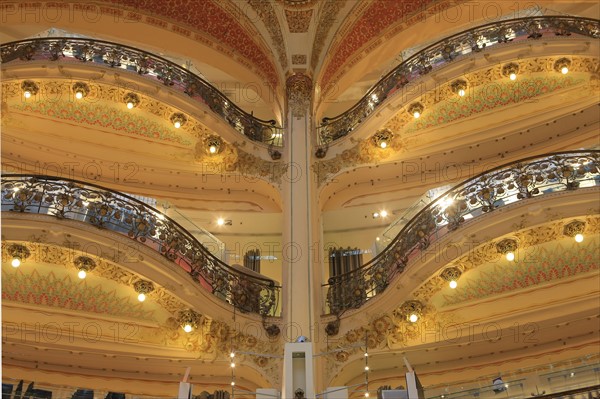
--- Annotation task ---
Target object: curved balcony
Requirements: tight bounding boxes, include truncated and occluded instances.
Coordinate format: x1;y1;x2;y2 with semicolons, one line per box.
317;16;600;145
1;175;280;317
0;37;283;146
324;151;600;315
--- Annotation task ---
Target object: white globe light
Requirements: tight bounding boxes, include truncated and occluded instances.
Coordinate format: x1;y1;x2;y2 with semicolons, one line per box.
75;91;83;99
137;293;146;302
380;141;387;149
409;313;419;323
11;258;21;268
449;280;458;289
458;89;466;97
217;218;225;226
127;102;134;109
380;210;388;218
413;111;421;118
506;252;515;261
509;73;517;81
561;66;569;74
209;145;217;154
78;270;87;279
174;121;181;129
575;234;584;243
24;91;32;99
183;324;193;333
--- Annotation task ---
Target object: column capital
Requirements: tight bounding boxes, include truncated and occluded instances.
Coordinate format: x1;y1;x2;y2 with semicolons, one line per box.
286;73;313;118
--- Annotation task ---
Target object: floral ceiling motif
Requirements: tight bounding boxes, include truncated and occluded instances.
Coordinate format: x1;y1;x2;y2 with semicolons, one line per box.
247;0;288;70
4;1;279;85
310;0;346;71
320;0;443;89
285;9;313;33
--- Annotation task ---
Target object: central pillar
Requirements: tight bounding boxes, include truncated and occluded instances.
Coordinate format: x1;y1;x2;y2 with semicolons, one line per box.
280;73;323;397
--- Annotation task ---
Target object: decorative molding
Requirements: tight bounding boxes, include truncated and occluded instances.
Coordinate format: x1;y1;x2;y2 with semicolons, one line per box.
4;79;286;185
1;240;282;381
315;57;597;184
323;305;456;378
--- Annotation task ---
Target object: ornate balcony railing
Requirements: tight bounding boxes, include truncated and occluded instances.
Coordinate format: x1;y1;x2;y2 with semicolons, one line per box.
324;151;600;314
317;16;600;144
1;175;280;317
0;37;283;146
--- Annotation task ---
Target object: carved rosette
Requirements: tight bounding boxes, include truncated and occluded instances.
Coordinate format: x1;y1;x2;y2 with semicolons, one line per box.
286;73;313;118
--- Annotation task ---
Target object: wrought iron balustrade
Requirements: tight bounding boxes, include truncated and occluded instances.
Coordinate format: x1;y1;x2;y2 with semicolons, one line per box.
324;151;600;314
0;37;283;146
317;16;600;145
1;175;280;317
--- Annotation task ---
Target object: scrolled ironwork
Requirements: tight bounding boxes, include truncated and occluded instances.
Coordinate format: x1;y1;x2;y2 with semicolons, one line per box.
317;16;600;144
324;151;600;314
1;175;280;317
0;37;283;146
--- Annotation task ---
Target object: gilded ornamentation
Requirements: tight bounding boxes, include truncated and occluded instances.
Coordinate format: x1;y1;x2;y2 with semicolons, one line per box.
277;0;320;8
322;152;599;314
234;150;288;186
315;135;403;185
323;308;455;379
247;0;288;70
292;54;307;65
286;73;313;117
285;10;313;33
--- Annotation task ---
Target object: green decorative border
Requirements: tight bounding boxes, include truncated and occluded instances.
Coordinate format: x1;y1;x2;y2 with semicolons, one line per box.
11;100;192;146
